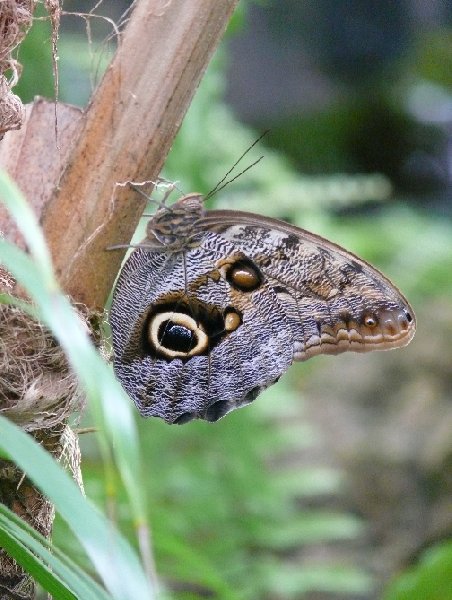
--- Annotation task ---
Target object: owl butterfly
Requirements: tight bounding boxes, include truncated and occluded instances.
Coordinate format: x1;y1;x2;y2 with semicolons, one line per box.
110;191;415;424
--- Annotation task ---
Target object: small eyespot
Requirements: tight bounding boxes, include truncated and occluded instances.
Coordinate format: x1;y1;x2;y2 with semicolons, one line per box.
405;311;413;323
224;309;242;332
226;258;263;292
363;314;378;328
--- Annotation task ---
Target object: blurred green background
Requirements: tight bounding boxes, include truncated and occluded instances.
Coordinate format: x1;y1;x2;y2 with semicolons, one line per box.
13;1;452;599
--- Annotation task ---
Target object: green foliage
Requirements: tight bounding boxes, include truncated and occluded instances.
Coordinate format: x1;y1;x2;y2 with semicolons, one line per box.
383;541;452;600
0;482;107;599
163;53;393;214
14;4;54;102
76;382;369;599
413;30;452;88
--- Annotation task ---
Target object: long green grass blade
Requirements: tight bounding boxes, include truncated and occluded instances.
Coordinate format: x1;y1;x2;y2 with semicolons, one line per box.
0;171;147;524
0;504;111;600
0;171;154;597
0;415;152;599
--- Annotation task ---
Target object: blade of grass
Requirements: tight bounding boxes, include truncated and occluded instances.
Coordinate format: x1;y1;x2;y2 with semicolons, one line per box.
0;171;147;524
0;415;152;599
0;170;156;596
0;504;111;600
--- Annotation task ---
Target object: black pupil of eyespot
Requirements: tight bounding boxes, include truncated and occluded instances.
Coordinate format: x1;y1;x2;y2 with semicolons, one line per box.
158;320;195;353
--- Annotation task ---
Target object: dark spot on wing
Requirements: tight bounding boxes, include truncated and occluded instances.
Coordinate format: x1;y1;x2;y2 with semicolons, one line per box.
350;260;364;273
273;285;289;294
205;401;230;422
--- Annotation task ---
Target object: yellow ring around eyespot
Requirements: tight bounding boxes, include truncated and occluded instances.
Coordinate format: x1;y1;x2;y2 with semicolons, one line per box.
148;311;208;358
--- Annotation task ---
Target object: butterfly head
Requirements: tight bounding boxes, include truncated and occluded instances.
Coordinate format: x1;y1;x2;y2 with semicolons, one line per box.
146;193;206;251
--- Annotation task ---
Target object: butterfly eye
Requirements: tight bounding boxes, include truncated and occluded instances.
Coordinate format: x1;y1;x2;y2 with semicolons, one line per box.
226;258;263;292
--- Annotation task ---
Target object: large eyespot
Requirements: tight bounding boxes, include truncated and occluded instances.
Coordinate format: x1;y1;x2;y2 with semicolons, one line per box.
148;311;208;359
142;296;244;361
225;258;263;292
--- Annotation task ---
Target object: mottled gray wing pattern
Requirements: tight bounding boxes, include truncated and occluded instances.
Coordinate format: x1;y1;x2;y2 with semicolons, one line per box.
110;232;296;424
110;205;415;425
202;210;415;361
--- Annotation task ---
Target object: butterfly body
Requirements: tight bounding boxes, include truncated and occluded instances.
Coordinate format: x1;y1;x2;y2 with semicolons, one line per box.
110;194;415;424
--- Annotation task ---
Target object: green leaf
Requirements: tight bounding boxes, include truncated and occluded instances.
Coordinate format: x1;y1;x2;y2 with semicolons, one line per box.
256;512;364;548
0;504;110;600
263;560;374;596
383;541;452;600
0;415;152;599
0;171;147;524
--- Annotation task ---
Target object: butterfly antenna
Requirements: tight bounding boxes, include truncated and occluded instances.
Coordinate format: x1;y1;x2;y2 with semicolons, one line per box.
205;129;269;201
209;155;265;197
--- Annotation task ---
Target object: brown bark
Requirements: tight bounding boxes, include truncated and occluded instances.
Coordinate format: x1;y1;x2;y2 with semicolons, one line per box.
0;429;65;600
0;101;83;251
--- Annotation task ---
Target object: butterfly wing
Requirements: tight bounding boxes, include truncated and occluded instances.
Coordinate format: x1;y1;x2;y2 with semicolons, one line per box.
201;210;415;361
110;232;296;424
110;208;415;424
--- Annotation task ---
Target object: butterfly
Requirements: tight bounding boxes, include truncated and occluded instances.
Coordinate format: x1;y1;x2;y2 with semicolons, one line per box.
109;192;416;424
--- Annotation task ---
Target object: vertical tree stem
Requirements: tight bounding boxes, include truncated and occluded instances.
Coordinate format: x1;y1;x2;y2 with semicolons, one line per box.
42;0;239;308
